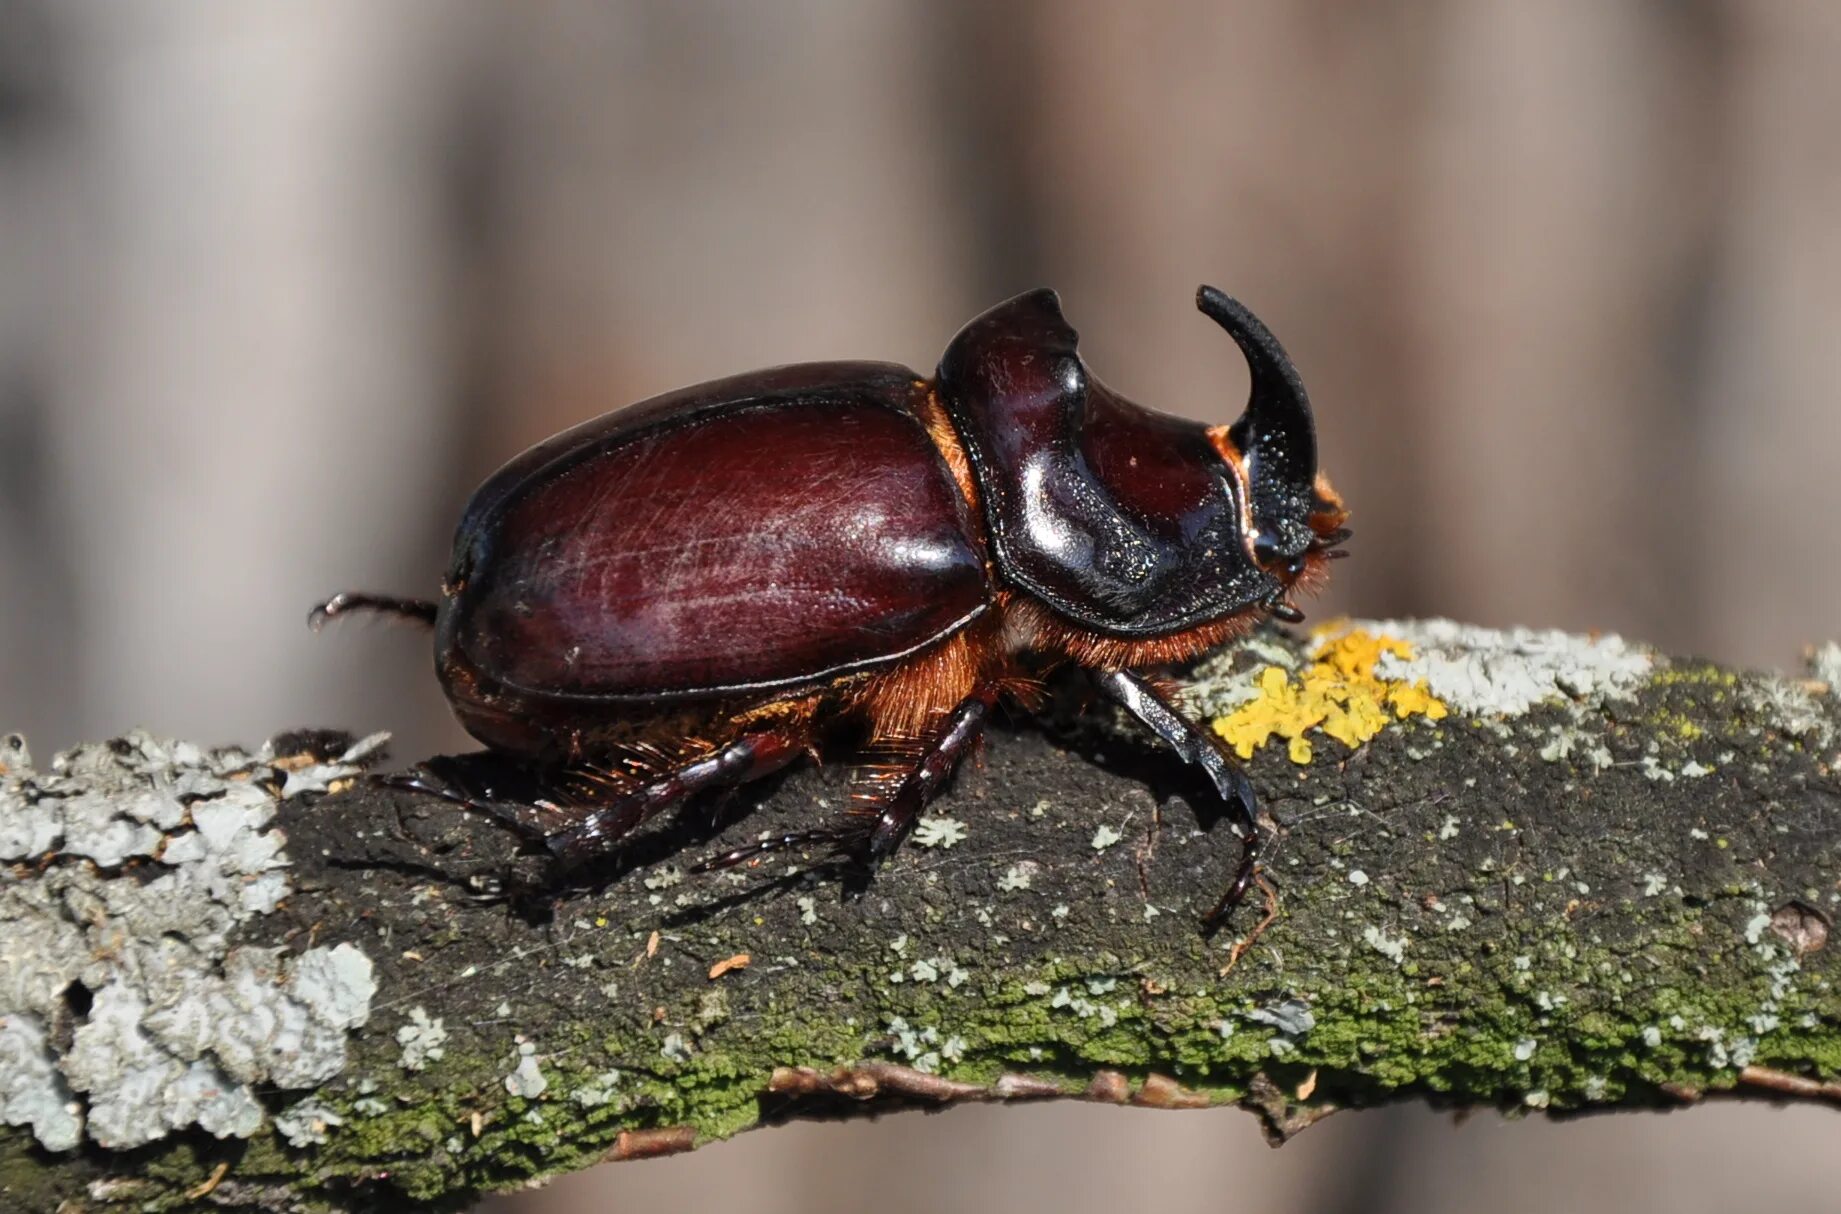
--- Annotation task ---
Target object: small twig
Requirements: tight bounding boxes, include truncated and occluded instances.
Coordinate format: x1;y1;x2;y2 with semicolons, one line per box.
1221;874;1282;975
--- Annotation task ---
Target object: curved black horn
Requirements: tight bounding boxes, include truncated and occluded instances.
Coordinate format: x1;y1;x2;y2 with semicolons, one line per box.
1196;285;1319;559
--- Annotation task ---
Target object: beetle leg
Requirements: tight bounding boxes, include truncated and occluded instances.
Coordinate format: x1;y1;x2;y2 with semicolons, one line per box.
696;686;1000;871
1095;669;1261;930
542;731;807;868
859;686;1000;860
378;752;599;838
691;822;857;870
308;592;438;630
382;731;806;867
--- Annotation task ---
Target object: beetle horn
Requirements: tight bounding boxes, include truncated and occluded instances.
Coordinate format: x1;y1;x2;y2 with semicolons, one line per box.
1196;285;1318;560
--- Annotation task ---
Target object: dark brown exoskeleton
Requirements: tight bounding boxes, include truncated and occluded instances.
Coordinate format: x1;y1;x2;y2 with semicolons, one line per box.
312;286;1349;926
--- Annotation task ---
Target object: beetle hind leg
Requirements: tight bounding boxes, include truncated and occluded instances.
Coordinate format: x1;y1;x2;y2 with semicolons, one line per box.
384;731;808;868
378;751;607;840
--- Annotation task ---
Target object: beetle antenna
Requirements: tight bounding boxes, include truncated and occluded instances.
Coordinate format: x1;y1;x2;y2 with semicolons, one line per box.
308;591;438;631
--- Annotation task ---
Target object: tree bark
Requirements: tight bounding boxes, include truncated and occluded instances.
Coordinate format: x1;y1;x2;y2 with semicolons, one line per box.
3;619;1838;1213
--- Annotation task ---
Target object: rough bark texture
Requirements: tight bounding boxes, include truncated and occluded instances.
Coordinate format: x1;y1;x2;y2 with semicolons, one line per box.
3;619;1840;1213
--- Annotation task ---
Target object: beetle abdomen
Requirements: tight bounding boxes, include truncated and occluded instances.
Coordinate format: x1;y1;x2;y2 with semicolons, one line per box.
444;370;991;701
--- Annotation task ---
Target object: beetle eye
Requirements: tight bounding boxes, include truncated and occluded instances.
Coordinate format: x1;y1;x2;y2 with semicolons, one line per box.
1251;531;1281;568
1250;530;1310;580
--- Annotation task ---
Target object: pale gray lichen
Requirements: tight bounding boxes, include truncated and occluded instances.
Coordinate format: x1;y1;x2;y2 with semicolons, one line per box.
1182;636;1304;713
884;1015;951;1072
911;815;968;849
1740;678;1836;749
1362;925;1409;963
0;731;380;1151
0;1012;83;1151
1354;618;1654;717
1048;985;1119;1026
571;1068;624;1109
1807;642;1841;692
504;1041;547;1098
997;861;1037;892
1247;998;1316;1036
641;865;684;891
1743;912;1774;946
274;1096;345;1148
396;1006;449;1071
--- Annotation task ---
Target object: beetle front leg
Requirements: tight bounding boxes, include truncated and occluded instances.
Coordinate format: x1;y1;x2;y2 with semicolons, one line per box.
1095;669;1261;929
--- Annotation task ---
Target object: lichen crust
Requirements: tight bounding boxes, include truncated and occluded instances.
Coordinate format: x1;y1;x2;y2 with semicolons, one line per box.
1202;626;1450;764
1354;617;1655;716
0;730;382;1151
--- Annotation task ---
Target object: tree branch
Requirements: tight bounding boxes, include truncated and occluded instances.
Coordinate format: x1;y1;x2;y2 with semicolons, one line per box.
4;619;1839;1213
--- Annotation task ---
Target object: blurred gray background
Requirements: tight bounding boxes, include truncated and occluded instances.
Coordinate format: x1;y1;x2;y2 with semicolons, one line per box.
2;2;1838;1211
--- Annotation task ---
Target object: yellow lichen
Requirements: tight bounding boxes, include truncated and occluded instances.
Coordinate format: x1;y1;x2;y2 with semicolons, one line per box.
1211;629;1450;765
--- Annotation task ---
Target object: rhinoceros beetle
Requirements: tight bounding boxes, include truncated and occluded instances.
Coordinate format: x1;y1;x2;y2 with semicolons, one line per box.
312;286;1349;926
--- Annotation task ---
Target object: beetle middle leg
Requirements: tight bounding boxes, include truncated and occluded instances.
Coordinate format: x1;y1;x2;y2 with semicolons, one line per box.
545;730;806;867
1096;668;1261;930
698;686;1001;870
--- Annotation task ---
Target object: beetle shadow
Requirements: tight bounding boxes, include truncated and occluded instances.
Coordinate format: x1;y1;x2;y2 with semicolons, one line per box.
648;788;891;930
658;705;1254;930
654;860;865;931
1054;730;1245;833
526;767;804;877
440;676;1256;928
486;760;881;925
1028;669;1250;837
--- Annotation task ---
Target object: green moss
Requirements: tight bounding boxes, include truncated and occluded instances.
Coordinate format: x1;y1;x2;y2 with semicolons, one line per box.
1649;664;1741;690
1645;708;1706;741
